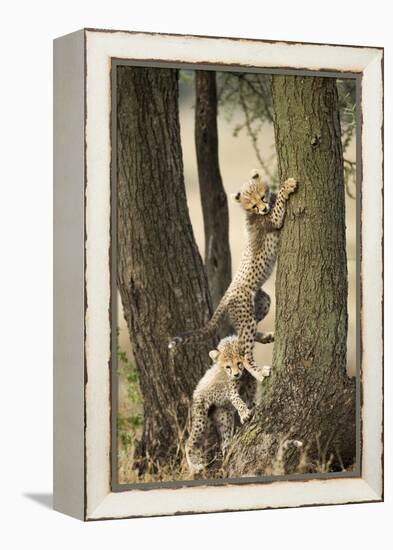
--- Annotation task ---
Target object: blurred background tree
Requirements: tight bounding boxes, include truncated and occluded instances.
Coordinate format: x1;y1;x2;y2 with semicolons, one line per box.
194;71;232;315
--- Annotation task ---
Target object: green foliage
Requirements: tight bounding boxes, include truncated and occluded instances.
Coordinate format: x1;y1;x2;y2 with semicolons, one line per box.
116;333;143;451
117;346;142;405
117;413;143;450
179;69;195;85
179;69;195;102
337;79;357;198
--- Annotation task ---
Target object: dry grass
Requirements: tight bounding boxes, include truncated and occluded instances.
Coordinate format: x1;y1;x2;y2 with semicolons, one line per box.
117;345;352;484
118;399;226;484
265;433;355;477
118;406;352;484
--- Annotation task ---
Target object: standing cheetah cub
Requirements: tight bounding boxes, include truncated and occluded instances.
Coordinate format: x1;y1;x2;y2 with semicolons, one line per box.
186;335;271;473
170;170;297;381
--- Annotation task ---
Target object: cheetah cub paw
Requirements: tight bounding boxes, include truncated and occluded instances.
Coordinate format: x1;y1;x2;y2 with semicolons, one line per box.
185;446;205;473
258;331;274;344
248;364;272;383
282;177;297;198
239;408;253;424
261;365;272;377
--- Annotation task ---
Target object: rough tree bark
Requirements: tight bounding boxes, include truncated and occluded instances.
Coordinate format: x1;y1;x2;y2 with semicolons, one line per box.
224;76;356;477
195;71;232;311
117;66;214;472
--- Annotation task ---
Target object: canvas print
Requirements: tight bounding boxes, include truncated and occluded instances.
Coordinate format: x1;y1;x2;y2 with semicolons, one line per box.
113;66;358;486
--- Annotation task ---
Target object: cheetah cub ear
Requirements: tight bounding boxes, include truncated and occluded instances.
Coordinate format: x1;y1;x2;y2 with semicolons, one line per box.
209;349;220;361
231;192;241;203
251;168;261;180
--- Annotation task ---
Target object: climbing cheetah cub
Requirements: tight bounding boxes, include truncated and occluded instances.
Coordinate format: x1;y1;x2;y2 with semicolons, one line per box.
186;335;271;473
170;169;297;382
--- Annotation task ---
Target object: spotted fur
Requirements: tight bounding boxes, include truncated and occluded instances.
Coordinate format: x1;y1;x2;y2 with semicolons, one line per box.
186;335;270;473
169;170;297;381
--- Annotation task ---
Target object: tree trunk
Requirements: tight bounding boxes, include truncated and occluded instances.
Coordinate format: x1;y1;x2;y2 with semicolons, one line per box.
117;66;214;472
195;71;232;312
224;76;356;477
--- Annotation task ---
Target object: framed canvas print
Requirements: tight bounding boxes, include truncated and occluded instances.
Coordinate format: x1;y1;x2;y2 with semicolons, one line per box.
53;29;383;520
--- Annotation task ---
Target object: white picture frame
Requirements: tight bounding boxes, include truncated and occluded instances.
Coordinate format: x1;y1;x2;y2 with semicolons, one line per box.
53;28;383;521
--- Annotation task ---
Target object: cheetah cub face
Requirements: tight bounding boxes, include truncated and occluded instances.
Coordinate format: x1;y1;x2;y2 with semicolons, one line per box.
209;336;246;380
232;169;271;215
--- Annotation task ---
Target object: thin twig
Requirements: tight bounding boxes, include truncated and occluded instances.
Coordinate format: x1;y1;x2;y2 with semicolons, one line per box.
238;78;274;180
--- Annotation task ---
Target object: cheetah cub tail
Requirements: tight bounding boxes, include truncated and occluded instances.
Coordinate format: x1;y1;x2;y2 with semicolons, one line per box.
168;296;228;350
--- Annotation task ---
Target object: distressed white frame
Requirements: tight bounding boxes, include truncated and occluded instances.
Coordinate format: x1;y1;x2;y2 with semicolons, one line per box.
54;29;383;521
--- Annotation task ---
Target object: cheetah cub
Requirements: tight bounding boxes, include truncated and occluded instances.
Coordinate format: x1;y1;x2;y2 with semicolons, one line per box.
186;335;270;473
170;170;297;382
